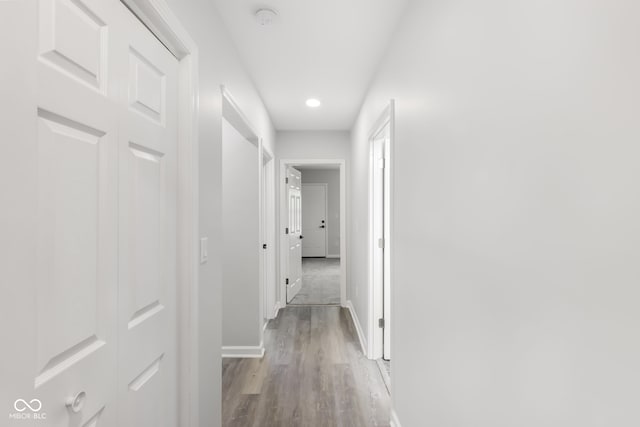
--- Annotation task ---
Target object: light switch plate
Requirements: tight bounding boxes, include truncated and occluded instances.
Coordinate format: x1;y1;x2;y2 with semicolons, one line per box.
200;237;208;264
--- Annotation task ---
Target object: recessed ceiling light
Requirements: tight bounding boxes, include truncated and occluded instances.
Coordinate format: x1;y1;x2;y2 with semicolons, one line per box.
255;9;278;26
306;98;321;108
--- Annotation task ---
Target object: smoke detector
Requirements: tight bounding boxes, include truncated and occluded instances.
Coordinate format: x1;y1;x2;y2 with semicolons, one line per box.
255;8;278;26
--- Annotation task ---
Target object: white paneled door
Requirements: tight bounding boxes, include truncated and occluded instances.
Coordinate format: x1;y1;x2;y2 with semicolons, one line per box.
301;184;327;257
117;5;178;427
286;167;303;303
2;1;178;426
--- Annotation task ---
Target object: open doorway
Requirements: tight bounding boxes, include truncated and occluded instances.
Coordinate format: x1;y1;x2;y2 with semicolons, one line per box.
279;160;347;308
370;102;394;391
221;88;268;358
292;166;341;305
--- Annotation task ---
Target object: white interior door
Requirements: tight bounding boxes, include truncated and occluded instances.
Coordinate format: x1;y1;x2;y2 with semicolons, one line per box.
116;4;179;427
1;2;178;426
301;184;327;257
3;1;121;425
286;167;302;303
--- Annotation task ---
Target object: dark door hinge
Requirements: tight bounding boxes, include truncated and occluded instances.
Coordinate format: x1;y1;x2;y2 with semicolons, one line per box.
263;243;267;249
378;318;385;328
285;177;289;184
285;227;289;234
286;278;290;285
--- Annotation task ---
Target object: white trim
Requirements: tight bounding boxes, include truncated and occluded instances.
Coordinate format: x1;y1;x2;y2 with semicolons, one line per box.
278;159;347;308
326;254;341;259
263;147;277;320
301;183;329;257
120;1;200;426
271;301;282;319
221;86;259;146
346;301;368;356
368;101;395;360
222;344;266;359
390;409;402;427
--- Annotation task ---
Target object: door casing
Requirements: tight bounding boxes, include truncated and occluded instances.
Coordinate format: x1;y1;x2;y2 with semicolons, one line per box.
369;101;395;361
220;86;268;358
262;148;276;322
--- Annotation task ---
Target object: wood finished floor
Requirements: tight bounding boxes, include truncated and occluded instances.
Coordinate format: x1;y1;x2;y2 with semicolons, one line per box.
222;306;390;427
289;258;341;305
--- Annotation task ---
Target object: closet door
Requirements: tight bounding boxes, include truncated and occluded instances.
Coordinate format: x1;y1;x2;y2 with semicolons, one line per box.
5;1;120;425
1;2;179;426
114;3;179;426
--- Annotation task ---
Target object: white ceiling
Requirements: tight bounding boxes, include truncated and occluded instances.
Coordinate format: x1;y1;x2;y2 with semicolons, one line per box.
212;0;408;130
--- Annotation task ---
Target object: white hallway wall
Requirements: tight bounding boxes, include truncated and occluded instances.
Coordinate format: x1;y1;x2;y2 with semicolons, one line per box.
299;168;341;257
351;0;640;426
275;131;350;306
163;0;275;425
222;119;260;349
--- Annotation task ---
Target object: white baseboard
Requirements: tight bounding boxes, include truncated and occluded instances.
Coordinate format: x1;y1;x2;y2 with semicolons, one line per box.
390;409;401;427
272;301;282;319
345;300;368;357
222;343;265;358
326;254;340;259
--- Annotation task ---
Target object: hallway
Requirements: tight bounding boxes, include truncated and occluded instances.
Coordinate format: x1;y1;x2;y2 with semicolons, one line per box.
222;306;390;426
290;258;341;305
3;0;640;426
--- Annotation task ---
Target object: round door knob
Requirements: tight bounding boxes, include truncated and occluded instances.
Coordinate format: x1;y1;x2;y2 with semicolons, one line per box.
300;235;304;239
66;391;86;413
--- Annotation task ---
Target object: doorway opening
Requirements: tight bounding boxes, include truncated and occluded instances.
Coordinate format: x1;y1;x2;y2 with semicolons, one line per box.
369;101;394;391
221;87;268;358
279;160;347;308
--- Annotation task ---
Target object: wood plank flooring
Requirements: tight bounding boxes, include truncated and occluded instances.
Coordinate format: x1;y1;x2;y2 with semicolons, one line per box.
289;258;341;305
222;306;390;427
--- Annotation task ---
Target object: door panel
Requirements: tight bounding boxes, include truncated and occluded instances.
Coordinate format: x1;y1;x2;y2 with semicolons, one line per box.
286;167;302;303
29;1;119;426
3;1;178;426
117;4;178;426
301;184;327;257
38;0;108;92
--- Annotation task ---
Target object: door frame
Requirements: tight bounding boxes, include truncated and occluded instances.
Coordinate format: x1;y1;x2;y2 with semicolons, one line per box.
221;86;269;358
278;159;347;308
119;1;199;425
262;147;277;323
301;183;329;258
368;101;395;360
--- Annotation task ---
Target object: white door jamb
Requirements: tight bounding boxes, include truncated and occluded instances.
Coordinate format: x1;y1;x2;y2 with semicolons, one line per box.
368;100;395;360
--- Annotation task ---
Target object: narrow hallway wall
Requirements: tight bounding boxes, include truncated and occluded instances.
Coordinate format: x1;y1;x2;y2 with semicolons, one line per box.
351;0;640;426
162;1;276;425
